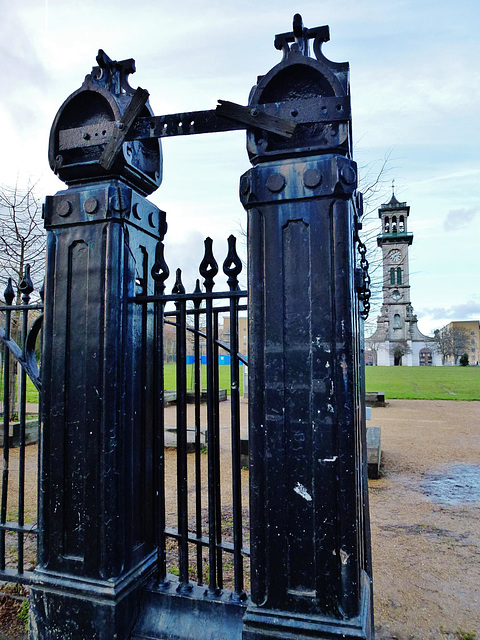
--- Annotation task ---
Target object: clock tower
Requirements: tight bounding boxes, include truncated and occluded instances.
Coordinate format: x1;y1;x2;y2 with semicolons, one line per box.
377;190;413;342
365;187;440;366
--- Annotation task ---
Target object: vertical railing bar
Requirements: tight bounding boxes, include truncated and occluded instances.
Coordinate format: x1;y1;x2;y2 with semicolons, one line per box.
140;274;149;542
229;296;244;599
1;307;12;572
37;315;43;569
154;298;168;584
205;293;218;594
213;309;223;589
17;306;29;574
193;295;203;585
175;296;190;590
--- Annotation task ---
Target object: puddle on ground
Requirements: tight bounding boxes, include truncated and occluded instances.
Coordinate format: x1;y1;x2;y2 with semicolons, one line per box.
422;463;480;506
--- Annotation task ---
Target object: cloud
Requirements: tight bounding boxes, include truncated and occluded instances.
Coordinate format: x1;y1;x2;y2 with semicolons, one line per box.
420;301;480;322
444;207;479;231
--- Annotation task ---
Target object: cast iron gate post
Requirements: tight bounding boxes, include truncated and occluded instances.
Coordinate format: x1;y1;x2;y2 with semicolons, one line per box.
240;16;373;640
29;56;164;639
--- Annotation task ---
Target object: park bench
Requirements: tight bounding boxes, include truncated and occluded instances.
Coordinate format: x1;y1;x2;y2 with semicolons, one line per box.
365;391;386;407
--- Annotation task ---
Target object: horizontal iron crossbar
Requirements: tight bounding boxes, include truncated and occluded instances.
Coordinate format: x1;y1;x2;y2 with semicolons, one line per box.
133;290;247;303
57;95;351;152
163;305;248;316
0;304;44;312
163;319;248;366
0;569;36;585
165;527;250;557
0;522;37;535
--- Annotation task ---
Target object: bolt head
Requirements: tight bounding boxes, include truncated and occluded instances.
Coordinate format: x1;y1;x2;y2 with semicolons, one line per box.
266;173;286;193
340;165;357;185
303;169;322;189
83;197;98;214
57;200;72;217
240;176;251;196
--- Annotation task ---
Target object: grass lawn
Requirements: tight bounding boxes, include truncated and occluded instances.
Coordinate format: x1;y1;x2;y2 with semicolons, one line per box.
5;365;479;404
164;363;245;396
0;376;40;405
365;366;480;401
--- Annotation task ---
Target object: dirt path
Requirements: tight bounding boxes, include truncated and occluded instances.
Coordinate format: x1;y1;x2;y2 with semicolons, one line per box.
1;399;479;639
369;400;480;639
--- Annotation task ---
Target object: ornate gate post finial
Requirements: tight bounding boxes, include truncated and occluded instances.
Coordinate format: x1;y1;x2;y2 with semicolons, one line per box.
93;49;137;95
274;13;330;60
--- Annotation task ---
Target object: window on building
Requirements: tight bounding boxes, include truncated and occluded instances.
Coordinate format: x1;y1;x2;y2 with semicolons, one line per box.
393;314;401;329
385;217;390;232
397;267;402;284
392;216;397;232
390;268;395;284
399;216;405;232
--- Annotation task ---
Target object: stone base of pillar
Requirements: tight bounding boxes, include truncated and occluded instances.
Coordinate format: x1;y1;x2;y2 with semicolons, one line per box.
242;573;372;640
29;552;157;640
131;581;246;640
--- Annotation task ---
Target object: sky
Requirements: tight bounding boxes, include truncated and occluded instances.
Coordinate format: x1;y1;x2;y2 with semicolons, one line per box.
0;0;479;335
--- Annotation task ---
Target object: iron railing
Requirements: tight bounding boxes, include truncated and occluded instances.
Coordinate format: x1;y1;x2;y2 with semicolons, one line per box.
135;235;249;600
0;267;43;586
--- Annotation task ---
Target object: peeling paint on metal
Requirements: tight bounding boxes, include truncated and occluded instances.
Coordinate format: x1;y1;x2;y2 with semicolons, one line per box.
294;482;312;502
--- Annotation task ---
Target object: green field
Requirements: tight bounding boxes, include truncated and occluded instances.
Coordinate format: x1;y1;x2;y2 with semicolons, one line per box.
3;364;478;405
0;376;40;404
164;363;244;395
365;366;480;401
1;364;245;407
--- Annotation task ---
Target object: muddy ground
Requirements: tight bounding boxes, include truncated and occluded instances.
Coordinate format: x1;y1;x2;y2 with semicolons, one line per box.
0;399;478;639
369;399;480;639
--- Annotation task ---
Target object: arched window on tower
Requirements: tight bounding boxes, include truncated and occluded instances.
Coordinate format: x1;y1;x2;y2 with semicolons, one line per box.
392;216;397;233
399;216;405;232
390;268;395;284
397;267;402;284
384;216;390;232
393;313;401;329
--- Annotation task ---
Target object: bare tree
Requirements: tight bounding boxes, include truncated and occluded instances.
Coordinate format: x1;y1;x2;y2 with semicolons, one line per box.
0;181;45;303
0;181;45;418
389;340;411;366
365;338;383;366
433;329;451;365
434;327;469;365
356;149;398;319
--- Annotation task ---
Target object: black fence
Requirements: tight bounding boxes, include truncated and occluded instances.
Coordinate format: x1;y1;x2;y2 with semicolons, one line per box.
135;234;249;600
0;267;43;586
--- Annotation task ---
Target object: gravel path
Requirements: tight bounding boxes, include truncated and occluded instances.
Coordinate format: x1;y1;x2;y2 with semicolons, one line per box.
1;398;479;639
369;400;480;639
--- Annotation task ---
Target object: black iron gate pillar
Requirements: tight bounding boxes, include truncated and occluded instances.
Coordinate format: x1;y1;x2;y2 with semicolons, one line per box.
240;17;373;640
29;55;164;639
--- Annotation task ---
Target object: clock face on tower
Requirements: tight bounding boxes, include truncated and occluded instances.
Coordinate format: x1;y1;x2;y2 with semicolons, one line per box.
390;250;402;263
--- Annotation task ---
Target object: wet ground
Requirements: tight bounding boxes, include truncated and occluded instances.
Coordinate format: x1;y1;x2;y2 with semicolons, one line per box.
0;399;479;639
422;463;480;506
369;399;480;640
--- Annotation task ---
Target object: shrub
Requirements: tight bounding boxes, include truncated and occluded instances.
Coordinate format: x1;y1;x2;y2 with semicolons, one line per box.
459;353;469;367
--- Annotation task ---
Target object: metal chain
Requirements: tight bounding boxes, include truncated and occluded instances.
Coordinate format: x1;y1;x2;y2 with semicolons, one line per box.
356;234;371;320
